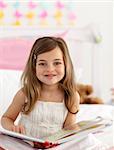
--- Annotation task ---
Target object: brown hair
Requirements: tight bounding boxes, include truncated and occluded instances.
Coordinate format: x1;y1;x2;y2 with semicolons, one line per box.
21;37;77;114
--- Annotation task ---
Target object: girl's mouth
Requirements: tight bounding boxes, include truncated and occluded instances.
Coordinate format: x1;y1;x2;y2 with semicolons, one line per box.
44;74;56;79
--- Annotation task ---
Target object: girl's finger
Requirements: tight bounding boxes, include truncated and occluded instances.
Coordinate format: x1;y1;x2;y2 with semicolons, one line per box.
20;125;26;134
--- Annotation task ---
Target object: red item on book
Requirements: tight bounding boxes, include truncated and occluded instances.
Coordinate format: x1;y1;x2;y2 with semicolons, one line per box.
33;141;58;149
0;146;5;150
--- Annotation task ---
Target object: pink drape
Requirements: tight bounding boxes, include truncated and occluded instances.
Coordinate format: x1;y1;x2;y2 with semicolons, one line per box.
0;38;34;70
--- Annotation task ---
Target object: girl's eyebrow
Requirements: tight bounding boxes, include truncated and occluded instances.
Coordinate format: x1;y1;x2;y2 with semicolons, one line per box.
37;59;63;62
37;59;46;62
54;59;63;61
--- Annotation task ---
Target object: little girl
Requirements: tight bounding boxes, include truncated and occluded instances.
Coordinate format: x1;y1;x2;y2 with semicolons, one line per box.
1;36;80;139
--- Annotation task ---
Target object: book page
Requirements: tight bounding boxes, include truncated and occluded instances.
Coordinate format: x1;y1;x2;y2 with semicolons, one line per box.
0;126;58;148
0;126;44;143
44;117;111;143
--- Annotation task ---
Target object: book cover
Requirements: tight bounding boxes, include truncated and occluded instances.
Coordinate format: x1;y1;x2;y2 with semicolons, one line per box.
0;117;111;149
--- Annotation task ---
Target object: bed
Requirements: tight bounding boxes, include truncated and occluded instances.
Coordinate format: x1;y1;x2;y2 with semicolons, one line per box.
0;35;113;149
0;104;114;150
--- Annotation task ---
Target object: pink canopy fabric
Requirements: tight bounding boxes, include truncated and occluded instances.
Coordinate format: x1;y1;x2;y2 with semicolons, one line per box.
0;38;35;70
0;30;69;71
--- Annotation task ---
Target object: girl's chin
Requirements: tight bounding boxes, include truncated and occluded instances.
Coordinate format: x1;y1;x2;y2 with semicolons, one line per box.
40;78;63;85
43;82;58;85
41;80;59;85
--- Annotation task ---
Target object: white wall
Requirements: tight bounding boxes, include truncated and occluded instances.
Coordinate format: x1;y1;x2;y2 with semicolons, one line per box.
73;1;113;102
0;1;113;116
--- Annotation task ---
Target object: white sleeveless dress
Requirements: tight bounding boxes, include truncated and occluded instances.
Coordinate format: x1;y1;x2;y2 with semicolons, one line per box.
18;101;68;139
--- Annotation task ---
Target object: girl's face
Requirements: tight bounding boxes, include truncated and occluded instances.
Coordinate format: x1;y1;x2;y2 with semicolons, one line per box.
36;47;65;86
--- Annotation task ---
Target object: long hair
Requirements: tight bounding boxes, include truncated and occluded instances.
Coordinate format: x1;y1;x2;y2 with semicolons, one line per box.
21;37;77;114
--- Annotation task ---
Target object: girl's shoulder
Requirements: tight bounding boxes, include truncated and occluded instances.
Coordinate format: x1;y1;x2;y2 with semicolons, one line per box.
76;91;80;103
13;88;26;106
75;91;80;107
15;88;25;98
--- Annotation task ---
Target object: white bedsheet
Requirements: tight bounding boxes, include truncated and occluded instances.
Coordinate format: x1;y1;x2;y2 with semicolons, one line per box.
77;104;114;121
77;104;114;147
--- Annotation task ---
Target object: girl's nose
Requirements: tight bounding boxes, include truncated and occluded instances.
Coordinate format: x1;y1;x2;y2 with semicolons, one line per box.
46;64;54;71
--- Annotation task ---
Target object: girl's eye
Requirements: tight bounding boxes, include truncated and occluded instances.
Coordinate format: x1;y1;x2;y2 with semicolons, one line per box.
38;63;47;66
54;62;62;65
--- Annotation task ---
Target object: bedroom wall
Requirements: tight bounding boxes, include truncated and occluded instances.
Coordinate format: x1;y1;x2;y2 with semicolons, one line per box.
0;1;113;116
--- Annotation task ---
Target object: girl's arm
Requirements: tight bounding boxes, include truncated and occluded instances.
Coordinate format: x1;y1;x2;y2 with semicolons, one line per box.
1;89;26;134
63;91;80;130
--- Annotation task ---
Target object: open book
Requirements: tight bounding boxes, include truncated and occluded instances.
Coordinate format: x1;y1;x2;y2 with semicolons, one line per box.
0;117;112;149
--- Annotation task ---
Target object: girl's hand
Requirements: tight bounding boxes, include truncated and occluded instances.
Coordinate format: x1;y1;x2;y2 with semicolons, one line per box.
64;123;80;130
11;124;26;134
